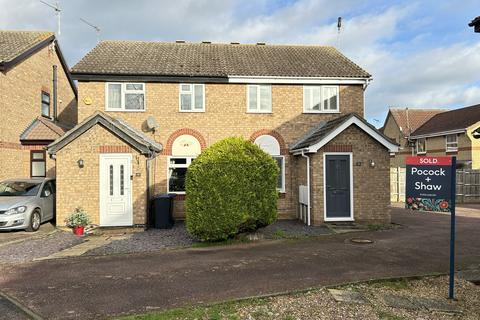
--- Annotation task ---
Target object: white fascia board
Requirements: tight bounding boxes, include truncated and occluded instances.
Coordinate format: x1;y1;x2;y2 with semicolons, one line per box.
228;75;370;85
306;117;399;153
410;129;466;139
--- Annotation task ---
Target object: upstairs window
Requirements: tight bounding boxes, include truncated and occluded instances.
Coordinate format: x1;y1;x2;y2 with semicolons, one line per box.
106;83;145;111
304;86;339;113
416;138;426;154
446;134;458;152
179;84;205;112
247;85;272;113
41;91;50;117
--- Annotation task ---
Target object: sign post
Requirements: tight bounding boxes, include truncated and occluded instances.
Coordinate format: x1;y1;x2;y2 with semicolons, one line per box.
405;156;456;299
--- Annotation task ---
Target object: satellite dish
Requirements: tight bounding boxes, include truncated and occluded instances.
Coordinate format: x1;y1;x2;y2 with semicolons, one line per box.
473;127;480;139
146;116;160;131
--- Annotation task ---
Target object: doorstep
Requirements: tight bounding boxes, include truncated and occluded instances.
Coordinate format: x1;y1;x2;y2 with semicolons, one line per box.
34;234;131;261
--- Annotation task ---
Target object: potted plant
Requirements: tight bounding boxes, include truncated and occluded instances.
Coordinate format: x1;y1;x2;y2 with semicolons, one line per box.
65;207;91;236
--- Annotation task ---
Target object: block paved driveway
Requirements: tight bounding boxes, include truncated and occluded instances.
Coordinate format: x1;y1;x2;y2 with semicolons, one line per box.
1;207;479;319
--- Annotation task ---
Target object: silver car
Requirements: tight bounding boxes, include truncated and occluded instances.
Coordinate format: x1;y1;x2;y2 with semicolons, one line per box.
0;178;55;232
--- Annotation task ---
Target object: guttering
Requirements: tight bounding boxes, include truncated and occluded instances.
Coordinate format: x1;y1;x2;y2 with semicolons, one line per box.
227;75;371;85
410;128;466;139
301;150;311;226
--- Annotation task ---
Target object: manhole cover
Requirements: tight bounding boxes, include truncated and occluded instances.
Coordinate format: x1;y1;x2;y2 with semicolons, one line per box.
350;238;374;244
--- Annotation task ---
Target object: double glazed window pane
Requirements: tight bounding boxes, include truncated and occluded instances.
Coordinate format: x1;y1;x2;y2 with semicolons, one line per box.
125;93;144;110
108;84;122;109
323;87;338;111
248;86;258;110
273;156;284;190
180;94;192;111
32;162;46;177
169;167;187;192
41;92;50;117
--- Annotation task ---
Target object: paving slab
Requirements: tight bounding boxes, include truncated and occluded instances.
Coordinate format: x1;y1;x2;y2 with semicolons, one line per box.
328;289;369;304
34;235;129;261
416;297;462;314
381;294;420;310
457;269;480;284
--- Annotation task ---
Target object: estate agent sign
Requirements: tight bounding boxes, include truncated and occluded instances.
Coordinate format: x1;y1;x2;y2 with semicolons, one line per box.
405;155;457;300
405;156;454;212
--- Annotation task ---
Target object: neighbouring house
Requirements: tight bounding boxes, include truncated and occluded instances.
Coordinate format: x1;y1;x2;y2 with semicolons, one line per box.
0;30;77;180
381;107;445;168
410;104;480;170
48;40;397;228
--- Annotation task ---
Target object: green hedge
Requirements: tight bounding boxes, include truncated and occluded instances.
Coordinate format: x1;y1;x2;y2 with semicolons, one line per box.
185;137;279;241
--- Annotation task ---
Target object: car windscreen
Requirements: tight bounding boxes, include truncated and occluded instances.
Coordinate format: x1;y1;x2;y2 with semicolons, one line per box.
0;181;42;196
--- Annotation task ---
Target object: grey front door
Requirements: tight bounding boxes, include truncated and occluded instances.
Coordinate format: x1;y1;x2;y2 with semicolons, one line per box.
325;155;351;220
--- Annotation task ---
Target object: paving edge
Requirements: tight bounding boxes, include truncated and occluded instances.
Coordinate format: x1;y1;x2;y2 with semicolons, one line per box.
116;272;450;319
0;291;44;320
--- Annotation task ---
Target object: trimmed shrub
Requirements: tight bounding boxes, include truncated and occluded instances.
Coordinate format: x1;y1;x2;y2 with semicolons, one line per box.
185;137;279;241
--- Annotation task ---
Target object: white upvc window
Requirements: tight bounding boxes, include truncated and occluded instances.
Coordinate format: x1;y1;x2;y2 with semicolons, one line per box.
303;85;339;113
416;138;426;154
273;155;285;192
167;157;195;193
179;84;205;112
247;85;272;113
105;83;145;111
446;134;458;152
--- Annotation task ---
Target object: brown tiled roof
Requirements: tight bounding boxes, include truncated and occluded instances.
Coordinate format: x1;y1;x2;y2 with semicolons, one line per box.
20;117;71;143
411;104;480;137
389;108;446;136
0;30;54;64
71;41;371;78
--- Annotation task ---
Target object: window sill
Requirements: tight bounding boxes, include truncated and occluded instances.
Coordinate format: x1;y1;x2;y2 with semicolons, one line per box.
303;111;340;114
179;109;205;113
246;111;273;114
446;149;458;153
417;152;427;155
105;109;146;113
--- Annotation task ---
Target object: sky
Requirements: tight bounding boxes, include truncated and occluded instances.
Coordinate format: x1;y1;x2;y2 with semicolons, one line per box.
1;0;479;125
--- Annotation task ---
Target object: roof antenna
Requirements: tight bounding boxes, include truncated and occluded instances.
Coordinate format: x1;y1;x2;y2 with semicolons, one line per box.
336;17;342;48
80;17;101;43
40;0;61;37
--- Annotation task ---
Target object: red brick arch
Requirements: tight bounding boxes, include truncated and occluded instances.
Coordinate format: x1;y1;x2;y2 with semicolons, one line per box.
164;128;207;155
249;129;288;155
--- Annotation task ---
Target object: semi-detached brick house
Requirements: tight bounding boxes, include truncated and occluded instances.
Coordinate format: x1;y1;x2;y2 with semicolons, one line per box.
47;40;398;227
0;30;77;181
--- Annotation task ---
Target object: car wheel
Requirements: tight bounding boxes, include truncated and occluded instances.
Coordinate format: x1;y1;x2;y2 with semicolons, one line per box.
26;210;41;232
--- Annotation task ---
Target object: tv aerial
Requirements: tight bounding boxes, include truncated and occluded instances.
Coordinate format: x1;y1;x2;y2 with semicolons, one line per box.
40;0;61;36
80;17;101;43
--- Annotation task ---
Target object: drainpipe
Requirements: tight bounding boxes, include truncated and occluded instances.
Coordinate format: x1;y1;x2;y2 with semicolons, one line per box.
301;149;311;226
52;65;58;121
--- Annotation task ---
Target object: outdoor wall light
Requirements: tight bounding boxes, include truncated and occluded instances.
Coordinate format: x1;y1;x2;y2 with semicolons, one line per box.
369;159;375;168
77;159;84;168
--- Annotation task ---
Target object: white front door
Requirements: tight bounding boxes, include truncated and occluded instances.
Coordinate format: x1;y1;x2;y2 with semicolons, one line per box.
100;154;133;226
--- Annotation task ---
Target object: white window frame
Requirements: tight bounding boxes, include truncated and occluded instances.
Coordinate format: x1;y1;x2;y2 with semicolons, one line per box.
416;138;426;155
273;155;285;193
105;82;146;112
179;84;205;112
167;156;195;194
303;85;340;113
247;85;272;113
445;134;458;152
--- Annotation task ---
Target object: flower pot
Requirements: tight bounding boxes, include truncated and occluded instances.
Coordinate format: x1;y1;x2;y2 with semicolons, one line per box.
73;226;85;236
